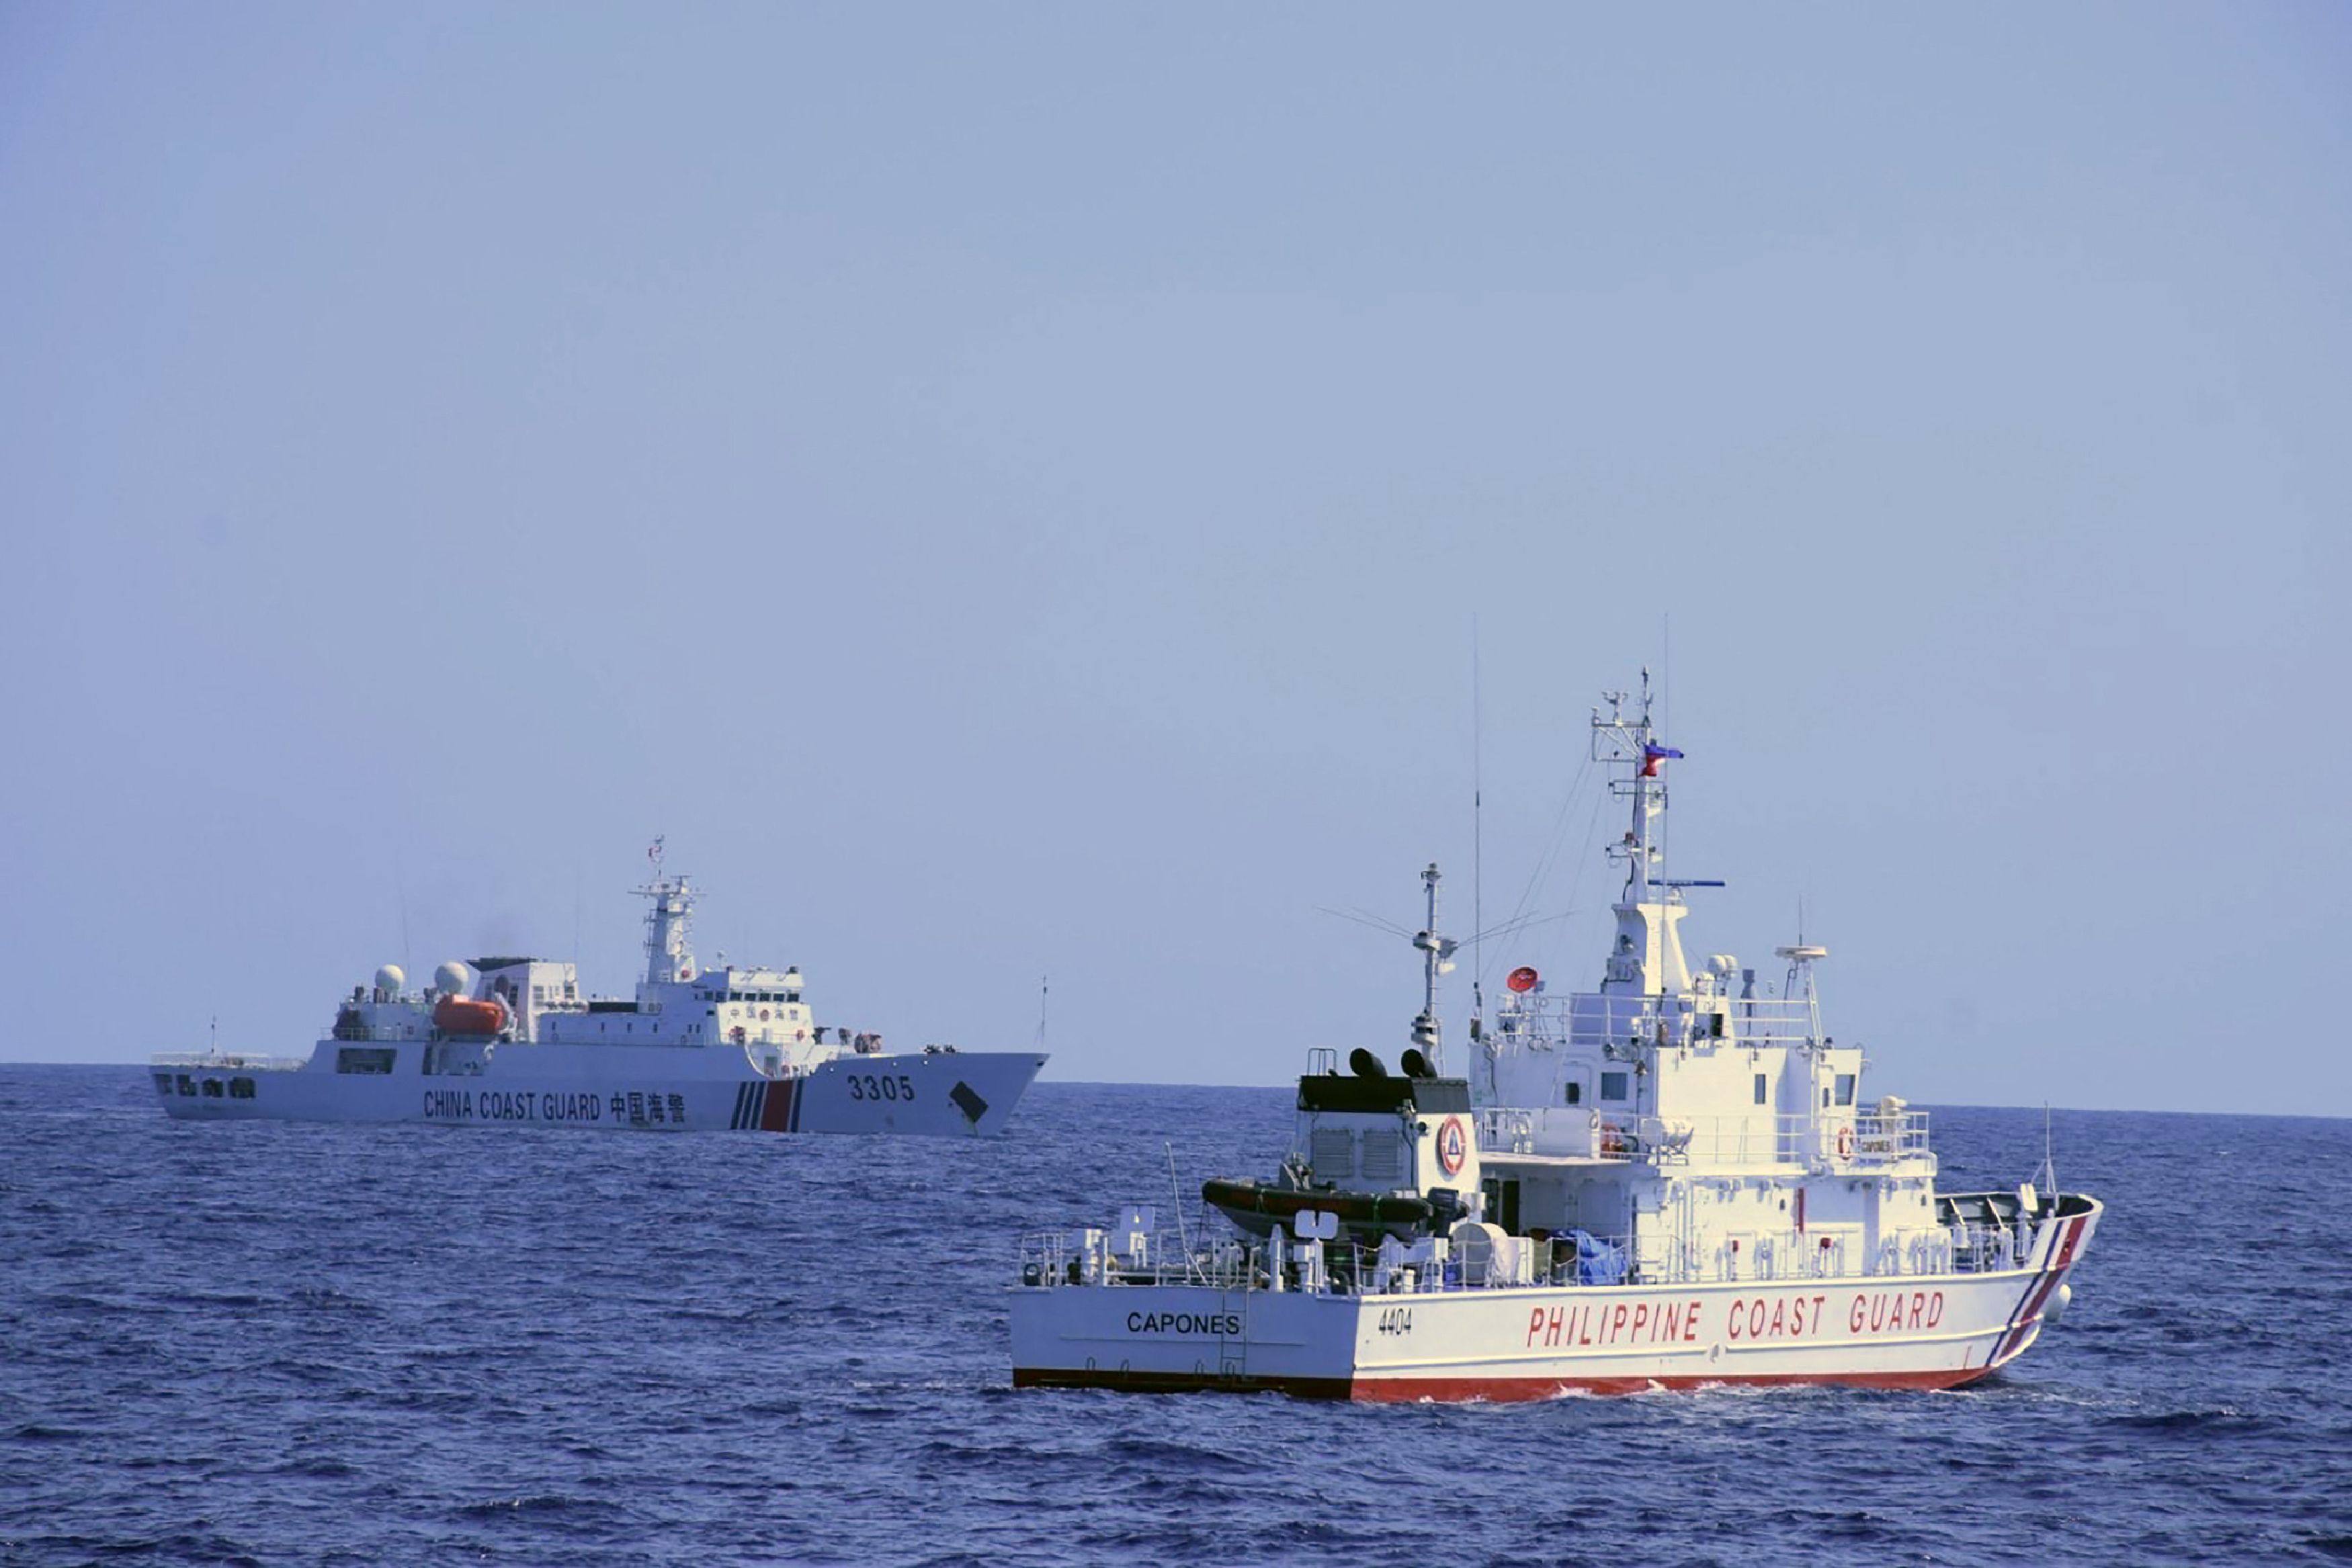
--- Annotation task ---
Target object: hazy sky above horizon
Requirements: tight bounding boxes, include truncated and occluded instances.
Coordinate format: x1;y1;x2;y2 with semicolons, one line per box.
3;5;2346;1116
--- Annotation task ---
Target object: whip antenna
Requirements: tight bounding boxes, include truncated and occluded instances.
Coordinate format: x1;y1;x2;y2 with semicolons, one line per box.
1166;1141;1193;1276
2040;1103;2057;1200
1472;617;1484;1044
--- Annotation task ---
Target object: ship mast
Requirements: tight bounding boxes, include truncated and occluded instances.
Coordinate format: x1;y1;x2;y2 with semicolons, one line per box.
1410;862;1455;1073
636;836;697;988
1595;672;1702;997
1628;680;1653;909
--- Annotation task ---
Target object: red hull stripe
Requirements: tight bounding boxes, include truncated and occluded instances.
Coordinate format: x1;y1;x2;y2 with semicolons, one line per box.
1992;1225;2053;1361
1994;1214;2085;1364
759;1080;797;1133
2016;1215;2089;1354
1012;1365;1992;1402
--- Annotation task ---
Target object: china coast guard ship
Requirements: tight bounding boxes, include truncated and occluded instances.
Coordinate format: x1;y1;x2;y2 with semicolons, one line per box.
1010;681;2100;1398
153;846;1045;1137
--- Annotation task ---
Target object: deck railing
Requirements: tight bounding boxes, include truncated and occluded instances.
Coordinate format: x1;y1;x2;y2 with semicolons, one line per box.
1016;1205;2040;1297
1484;994;1828;1052
1476;1106;1931;1168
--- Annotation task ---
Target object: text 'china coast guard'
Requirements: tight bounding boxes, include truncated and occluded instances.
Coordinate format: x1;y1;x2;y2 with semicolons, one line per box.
153;842;1045;1137
1009;677;2099;1399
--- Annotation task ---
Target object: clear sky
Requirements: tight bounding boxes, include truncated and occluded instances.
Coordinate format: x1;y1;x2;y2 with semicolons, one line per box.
3;5;2345;1115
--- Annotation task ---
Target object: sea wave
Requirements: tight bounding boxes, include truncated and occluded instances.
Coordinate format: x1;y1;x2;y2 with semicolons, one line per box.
5;1070;2349;1567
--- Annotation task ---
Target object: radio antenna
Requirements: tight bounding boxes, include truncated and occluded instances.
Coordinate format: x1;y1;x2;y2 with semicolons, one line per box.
1166;1142;1193;1274
394;836;413;981
2040;1103;2057;1200
1471;617;1484;1043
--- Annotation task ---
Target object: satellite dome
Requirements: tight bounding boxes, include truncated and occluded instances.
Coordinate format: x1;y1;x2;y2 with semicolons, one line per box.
374;964;405;993
433;960;473;996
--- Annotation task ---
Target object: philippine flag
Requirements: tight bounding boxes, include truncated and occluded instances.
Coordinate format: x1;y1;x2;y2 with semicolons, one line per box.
1640;742;1684;778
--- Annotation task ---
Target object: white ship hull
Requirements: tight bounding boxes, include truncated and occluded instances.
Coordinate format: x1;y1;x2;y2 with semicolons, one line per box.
152;1045;1045;1138
1011;1199;2099;1401
1009;679;2106;1402
156;855;1047;1138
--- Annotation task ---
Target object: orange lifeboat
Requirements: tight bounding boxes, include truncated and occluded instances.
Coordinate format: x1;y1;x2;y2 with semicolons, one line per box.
433;996;508;1036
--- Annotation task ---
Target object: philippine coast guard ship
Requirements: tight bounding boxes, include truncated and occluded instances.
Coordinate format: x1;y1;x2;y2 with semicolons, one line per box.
1009;680;2099;1398
153;846;1045;1137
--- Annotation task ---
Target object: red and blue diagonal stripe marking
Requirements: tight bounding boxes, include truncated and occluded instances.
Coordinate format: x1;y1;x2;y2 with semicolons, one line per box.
728;1080;802;1133
1990;1213;2087;1365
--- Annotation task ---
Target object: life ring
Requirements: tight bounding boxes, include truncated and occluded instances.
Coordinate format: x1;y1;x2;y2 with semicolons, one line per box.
1435;1116;1467;1177
795;1029;806;1041
1836;1125;1854;1160
759;1008;771;1021
730;1025;746;1043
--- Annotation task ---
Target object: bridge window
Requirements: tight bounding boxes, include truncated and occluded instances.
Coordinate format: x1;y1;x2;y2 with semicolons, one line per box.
1600;1071;1630;1102
1835;1073;1857;1106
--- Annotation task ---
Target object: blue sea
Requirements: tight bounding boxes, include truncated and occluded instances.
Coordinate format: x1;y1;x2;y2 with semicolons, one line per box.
3;1067;2349;1567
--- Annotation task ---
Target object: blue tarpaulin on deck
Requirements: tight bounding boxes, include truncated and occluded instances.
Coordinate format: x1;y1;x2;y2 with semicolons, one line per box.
1572;1229;1626;1287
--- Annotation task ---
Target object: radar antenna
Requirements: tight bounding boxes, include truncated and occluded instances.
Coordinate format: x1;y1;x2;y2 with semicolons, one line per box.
1775;911;1830;1043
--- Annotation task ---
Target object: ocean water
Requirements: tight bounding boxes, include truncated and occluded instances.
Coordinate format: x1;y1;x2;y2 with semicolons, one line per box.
3;1067;2348;1567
